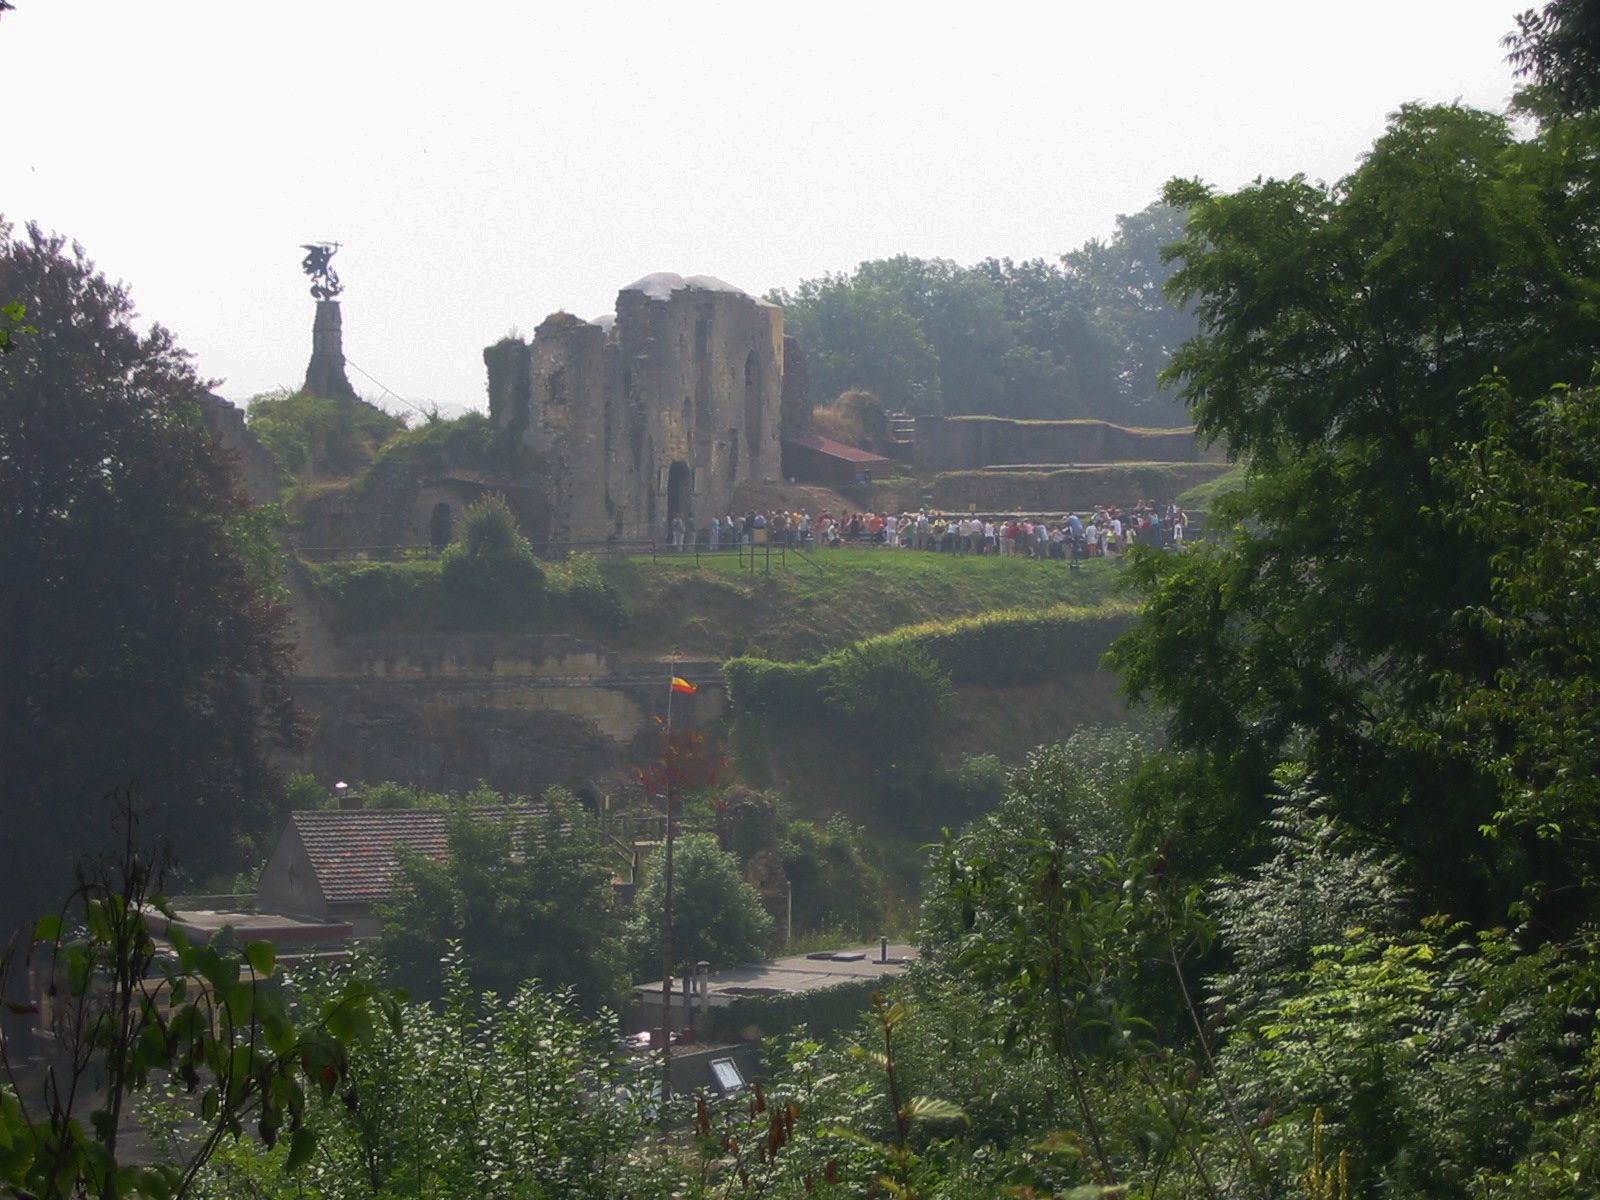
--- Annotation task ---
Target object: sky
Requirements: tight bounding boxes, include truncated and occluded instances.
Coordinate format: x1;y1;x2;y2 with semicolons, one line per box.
3;2;1525;418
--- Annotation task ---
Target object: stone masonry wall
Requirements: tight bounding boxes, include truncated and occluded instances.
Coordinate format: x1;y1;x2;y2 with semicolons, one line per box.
280;631;725;797
914;415;1221;473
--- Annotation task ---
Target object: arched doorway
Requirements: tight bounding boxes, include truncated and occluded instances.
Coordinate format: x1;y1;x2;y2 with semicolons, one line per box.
666;461;691;539
429;502;453;548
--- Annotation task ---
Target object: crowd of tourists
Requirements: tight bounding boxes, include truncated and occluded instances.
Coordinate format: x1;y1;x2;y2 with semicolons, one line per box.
668;503;1189;557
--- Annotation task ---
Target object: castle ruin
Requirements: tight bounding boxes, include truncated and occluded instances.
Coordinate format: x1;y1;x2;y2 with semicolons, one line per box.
484;273;790;544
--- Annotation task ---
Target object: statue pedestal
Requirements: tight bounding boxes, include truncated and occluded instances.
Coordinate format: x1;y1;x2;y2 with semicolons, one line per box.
302;300;358;400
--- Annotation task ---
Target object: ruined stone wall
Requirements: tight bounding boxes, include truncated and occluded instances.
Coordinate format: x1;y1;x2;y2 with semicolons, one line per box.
488;275;786;544
926;462;1233;513
913;415;1219;472
198;394;282;506
278;631;725;797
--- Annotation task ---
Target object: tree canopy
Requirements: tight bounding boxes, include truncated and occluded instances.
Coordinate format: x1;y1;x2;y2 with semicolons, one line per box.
379;800;627;1010
627;833;771;976
774;204;1197;426
1109;103;1600;918
0;223;300;929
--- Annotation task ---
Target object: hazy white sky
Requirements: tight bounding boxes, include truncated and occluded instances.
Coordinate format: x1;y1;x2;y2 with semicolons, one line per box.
3;2;1523;417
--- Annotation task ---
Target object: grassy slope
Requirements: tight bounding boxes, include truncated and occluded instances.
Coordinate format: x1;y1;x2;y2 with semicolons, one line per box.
596;548;1128;662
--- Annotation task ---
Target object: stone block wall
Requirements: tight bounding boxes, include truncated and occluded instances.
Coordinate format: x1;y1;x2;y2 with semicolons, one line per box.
279;632;725;797
913;415;1220;473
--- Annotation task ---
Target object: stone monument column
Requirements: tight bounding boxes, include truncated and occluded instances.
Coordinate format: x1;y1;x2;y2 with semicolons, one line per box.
298;242;358;400
302;299;358;400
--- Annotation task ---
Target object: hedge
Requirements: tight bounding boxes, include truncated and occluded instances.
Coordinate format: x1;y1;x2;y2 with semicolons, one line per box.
724;602;1138;715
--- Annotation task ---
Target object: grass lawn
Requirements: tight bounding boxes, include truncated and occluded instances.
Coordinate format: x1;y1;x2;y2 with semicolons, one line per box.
308;545;1133;661
598;548;1128;660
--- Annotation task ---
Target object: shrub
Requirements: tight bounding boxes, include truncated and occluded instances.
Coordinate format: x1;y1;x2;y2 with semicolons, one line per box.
822;639;953;725
439;494;544;622
246;388;405;483
725;605;1138;718
546;552;630;627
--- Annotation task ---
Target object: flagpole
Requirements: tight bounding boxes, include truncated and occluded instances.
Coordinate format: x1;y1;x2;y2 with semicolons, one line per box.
660;650;677;1116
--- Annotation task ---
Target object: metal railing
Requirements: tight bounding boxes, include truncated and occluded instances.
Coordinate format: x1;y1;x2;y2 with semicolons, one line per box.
294;537;820;575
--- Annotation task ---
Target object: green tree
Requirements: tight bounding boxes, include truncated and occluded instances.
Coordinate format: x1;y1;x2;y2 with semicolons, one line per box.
821;639;953;730
773;271;943;414
1109;104;1600;916
1506;0;1600;117
627;833;771;975
379;801;627;1010
244;388;404;485
0;223;301;932
1422;379;1600;893
1061;201;1197;419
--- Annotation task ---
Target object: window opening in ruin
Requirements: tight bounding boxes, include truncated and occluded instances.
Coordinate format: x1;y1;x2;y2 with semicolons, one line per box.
743;352;763;463
548;366;568;406
429;502;453;548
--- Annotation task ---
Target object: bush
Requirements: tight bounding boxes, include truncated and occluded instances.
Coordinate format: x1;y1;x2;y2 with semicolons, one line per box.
725;605;1138;719
627;833;773;974
439;494;544;622
246;388;405;483
822;639;953;725
546;553;630;627
724;656;831;716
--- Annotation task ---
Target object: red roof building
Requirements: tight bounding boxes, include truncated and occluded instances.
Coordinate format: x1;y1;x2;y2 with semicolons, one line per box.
781;436;894;487
256;805;548;936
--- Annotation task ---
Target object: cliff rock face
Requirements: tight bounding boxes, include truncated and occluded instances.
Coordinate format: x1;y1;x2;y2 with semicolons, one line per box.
486;274;787;544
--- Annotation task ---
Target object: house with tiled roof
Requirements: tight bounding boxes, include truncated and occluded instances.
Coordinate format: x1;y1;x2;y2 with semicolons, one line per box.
256;805;547;937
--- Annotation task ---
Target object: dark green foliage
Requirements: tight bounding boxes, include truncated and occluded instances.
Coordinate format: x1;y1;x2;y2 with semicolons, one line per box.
777;211;1198;424
309;549;631;636
822;639;953;728
723;656;831;716
437;494;544;621
1506;0;1600;117
246;387;405;484
1206;774;1410;1030
379;801;627;1010
1112;103;1600;919
726;604;1133;718
626;833;772;975
704;977;879;1043
1421;380;1600;896
780;812;887;937
0;223;300;925
545;550;631;627
195;954;653;1200
363;409;499;474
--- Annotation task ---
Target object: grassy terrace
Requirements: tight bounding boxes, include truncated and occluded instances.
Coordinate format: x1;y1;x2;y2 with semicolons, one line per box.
305;546;1132;661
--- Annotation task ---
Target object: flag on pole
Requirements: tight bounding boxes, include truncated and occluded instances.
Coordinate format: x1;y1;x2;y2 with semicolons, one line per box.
671;676;698;695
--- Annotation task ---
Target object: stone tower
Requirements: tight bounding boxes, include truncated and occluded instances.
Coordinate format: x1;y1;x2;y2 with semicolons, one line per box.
484;273;786;544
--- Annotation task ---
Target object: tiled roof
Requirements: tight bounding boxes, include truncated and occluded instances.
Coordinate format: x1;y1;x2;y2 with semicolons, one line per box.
783;435;894;465
290;806;548;905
